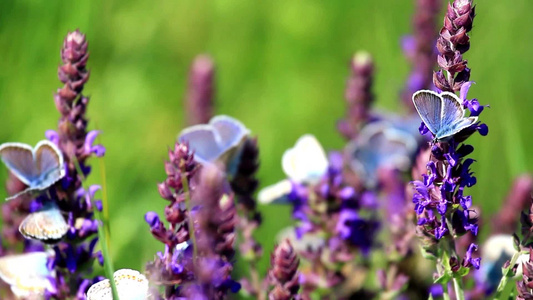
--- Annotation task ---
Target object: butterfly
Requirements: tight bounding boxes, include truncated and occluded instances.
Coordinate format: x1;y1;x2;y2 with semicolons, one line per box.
178;115;250;176
259;134;328;204
346;121;417;188
0;140;65;200
86;269;149;300
281;134;328;184
476;234;525;291
0;251;54;298
412;90;478;142
19;202;69;243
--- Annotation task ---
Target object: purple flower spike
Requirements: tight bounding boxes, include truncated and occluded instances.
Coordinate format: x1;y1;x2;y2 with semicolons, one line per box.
337;51;375;139
411;1;486;292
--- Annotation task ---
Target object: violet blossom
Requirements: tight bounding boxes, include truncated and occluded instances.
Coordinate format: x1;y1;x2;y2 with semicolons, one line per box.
145;143;240;299
36;29;105;299
411;0;488;297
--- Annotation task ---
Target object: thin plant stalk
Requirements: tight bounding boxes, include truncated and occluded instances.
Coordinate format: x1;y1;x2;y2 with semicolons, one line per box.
73;158;119;300
181;174;197;263
452;277;464;300
95;124;112;245
494;251;524;299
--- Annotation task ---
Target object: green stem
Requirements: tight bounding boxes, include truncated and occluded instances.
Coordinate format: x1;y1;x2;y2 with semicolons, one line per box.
493;251;524;299
94;207;120;300
98;153;112;247
181;174;197;263
442;290;451;300
452;277;465;300
73;158;119;300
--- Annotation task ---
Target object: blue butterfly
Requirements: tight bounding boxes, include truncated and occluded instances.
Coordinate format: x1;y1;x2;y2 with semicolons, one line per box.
178;115;250;175
19;201;69;243
347;121;417;188
0;140;65;200
412;90;478;142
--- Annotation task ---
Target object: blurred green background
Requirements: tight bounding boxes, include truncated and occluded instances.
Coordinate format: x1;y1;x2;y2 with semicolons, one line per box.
0;0;532;285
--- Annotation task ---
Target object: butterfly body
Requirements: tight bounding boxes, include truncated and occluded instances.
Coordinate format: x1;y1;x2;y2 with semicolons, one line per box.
412;90;477;142
0;140;65;200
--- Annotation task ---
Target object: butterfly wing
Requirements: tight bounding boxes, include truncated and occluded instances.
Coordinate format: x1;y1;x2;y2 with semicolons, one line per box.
33;140;65;190
439;92;465;127
19;202;68;243
0;143;37;186
209;115;249;151
210;115;250;174
114;269;149;300
412;90;443;136
0;252;53;298
178;125;223;164
282;134;328;184
258;179;292;205
87;269;149;300
86;278;112;300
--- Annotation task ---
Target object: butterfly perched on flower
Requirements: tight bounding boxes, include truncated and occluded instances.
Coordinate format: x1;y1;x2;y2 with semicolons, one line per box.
258;134;328;204
0;251;55;298
346;121;417;188
178;115;250;176
86;269;149;300
0;140;65;200
19;201;69;243
412;90;478;142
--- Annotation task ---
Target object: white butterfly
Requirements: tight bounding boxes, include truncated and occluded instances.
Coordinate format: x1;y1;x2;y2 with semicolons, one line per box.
178;115;250;175
86;269;149;300
281;134;328;185
0;251;54;299
0;140;65;200
259;134;328;204
19;202;69;243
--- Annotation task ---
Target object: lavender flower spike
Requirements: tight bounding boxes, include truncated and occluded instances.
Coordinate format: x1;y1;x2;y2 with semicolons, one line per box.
186;55;215;125
337;51;375;140
433;0;475;92
411;0;485;298
401;0;442;112
45;29;106;299
268;239;301;300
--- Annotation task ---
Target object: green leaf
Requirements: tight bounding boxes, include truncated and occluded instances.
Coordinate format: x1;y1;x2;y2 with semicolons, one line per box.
434;272;452;284
455;266;470;277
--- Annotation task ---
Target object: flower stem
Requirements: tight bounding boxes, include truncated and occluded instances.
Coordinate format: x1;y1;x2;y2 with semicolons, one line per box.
442;290;451;300
493;251;524;299
73;158;119;300
452;277;465;300
181;174;198;262
97;142;112;247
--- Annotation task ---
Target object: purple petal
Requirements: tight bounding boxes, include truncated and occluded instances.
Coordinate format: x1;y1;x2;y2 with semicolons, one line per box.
45;130;60;145
460;81;474;102
84;130;106;157
145;211;161;228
